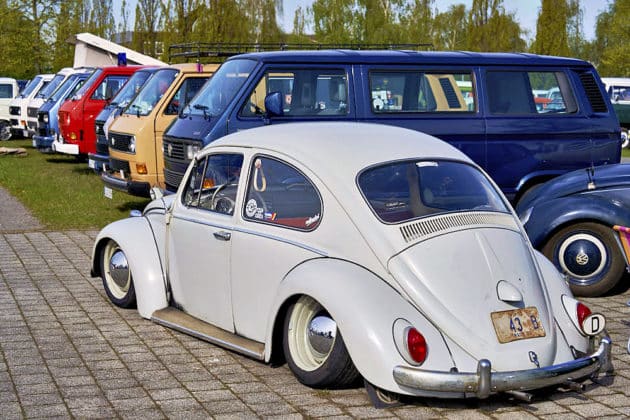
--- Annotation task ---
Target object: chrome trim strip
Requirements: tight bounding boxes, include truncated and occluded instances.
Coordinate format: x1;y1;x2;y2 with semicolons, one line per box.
172;214;328;257
151;316;264;360
393;336;611;397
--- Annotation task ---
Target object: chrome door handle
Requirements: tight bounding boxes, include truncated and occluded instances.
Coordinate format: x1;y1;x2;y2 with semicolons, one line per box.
213;231;231;241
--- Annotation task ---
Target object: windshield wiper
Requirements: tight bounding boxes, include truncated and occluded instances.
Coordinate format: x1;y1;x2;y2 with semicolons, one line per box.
193;104;211;120
131;104;141;117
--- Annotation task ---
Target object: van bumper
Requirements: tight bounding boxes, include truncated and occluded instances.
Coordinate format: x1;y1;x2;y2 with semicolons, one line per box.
392;336;611;398
33;135;55;153
52;139;79;155
101;172;151;198
88;152;110;173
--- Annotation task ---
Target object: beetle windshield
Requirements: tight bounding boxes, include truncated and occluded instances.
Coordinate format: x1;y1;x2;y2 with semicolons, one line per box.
187;59;256;118
358;160;509;223
111;70;153;108
73;68;103;100
125;68;178;116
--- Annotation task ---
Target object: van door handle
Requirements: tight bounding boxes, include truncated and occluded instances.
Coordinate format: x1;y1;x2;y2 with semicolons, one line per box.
213;231;231;241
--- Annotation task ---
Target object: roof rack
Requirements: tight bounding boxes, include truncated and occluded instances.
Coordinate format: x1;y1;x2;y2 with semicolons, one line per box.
168;42;433;62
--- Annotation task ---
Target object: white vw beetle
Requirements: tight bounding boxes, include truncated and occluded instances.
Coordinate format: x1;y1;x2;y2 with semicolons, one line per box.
92;122;611;405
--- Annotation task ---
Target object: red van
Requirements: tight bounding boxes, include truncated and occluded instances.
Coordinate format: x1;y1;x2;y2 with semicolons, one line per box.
54;65;142;157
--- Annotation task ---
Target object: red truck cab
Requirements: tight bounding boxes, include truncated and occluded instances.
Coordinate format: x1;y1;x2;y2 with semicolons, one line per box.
55;65;142;157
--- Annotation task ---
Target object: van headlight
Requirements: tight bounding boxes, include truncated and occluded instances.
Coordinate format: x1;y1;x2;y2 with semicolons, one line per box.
185;144;200;160
129;136;136;153
42;114;49;124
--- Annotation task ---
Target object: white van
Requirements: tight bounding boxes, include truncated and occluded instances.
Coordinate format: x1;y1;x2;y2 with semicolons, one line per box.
25;68;80;137
0;77;19;141
601;77;630;148
9;73;53;138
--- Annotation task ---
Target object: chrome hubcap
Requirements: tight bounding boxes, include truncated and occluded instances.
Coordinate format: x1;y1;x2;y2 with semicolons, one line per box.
308;315;337;355
109;249;130;289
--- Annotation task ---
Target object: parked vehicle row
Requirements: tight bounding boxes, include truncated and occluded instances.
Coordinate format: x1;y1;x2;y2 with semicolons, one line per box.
5;49;630;299
2;46;628;407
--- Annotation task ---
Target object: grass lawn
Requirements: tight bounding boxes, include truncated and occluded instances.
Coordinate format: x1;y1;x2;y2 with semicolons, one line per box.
623;147;630;158
0;139;149;230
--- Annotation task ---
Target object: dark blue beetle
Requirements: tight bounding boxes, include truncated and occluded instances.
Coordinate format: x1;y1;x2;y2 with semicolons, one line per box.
516;163;630;296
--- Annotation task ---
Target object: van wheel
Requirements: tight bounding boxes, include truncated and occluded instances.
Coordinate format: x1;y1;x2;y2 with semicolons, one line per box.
0;121;11;141
100;240;136;308
283;296;359;388
542;223;625;297
621;130;629;149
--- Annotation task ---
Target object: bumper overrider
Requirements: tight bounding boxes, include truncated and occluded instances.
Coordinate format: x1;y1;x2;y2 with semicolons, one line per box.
101;171;151;198
393;336;612;398
88;152;110;173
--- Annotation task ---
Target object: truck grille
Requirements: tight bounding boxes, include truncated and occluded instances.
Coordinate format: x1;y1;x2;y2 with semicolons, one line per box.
27;107;39;118
109;132;133;152
10;119;18;126
38;124;49;136
164;167;184;190
9;106;20;116
162;137;186;161
27;121;37;130
110;157;130;173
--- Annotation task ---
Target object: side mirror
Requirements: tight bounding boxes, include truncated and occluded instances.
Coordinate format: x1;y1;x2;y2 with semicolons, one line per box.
264;92;284;117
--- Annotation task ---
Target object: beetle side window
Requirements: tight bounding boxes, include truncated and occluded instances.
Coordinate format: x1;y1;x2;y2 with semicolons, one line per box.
369;72;473;113
359;160;509;224
240;69;348;117
487;71;577;114
243;157;322;231
182;154;243;215
91;76;130;101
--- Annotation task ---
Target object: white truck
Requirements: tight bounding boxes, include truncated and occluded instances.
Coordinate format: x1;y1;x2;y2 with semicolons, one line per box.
9;74;53;138
0;77;20;141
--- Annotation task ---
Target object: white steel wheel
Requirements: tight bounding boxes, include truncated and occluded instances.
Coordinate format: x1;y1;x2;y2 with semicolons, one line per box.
283;296;359;388
100;240;136;308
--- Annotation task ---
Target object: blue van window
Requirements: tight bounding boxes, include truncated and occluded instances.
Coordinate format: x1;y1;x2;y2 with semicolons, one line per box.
487;71;577;114
164;77;209;115
369;72;473;113
241;69;348;117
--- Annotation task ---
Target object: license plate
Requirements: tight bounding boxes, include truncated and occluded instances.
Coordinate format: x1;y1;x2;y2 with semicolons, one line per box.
104;186;113;199
88;159;95;169
491;307;545;343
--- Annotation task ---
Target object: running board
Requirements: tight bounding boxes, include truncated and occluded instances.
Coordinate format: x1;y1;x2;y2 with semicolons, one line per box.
151;307;265;361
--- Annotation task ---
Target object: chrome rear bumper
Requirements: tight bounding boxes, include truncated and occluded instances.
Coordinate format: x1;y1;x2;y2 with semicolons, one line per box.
393;336;611;398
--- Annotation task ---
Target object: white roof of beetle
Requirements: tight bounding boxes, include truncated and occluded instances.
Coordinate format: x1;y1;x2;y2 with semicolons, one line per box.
208;122;472;179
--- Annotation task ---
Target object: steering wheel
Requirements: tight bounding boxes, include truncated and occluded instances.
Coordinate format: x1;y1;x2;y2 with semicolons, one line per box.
210;182;238;214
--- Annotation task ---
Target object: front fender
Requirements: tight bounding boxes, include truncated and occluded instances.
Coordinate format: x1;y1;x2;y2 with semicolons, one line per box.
92;217;167;319
522;195;630;247
265;258;476;397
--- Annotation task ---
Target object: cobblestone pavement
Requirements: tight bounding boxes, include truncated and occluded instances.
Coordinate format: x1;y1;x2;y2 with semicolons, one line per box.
1;230;629;419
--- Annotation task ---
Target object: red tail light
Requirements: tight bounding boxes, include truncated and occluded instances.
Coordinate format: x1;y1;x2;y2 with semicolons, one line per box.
407;328;427;364
577;302;592;332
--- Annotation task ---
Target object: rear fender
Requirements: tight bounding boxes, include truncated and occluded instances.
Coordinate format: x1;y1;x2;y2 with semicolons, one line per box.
523;196;630;247
92;217;167;319
265;258;475;396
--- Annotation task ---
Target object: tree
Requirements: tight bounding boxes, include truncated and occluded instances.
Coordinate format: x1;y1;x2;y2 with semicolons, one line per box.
310;0;357;44
433;4;467;50
399;0;434;47
8;0;61;74
52;0;88;70
466;0;525;52
133;0;163;57
356;0;406;44
593;0;630;76
532;0;571;56
159;0;204;61
0;0;36;78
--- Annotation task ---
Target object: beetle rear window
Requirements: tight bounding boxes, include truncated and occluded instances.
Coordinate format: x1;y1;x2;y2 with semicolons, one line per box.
358;160;509;223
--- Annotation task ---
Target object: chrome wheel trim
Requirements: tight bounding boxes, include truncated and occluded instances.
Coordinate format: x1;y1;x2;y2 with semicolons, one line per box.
558;233;607;282
288;296;337;372
104;242;131;299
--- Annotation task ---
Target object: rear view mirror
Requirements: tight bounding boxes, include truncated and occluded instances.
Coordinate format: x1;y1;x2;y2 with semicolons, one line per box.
265;92;284;117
